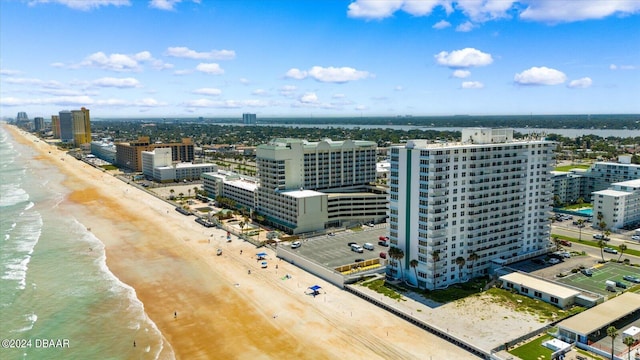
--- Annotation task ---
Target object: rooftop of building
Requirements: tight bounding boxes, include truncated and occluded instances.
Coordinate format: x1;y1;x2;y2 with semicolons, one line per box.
261;138;377;149
611;178;640;189
592;189;632;197
500;272;580;299
557;292;640;336
281;189;326;198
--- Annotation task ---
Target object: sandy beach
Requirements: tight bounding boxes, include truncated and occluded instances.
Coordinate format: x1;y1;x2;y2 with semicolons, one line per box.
5;124;480;360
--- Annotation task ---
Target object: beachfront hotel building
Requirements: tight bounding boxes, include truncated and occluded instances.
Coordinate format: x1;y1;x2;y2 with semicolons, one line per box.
389;128;556;289
551;156;640;206
58;111;74;144
72;107;91;147
51;115;60;139
254;138;385;234
242;113;257;125
201;171;257;211
141;147;215;182
90;139;117;163
592;179;640;230
115;136;194;172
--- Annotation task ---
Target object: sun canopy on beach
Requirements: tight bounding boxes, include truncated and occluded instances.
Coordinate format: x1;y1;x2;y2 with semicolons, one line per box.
256;252;267;259
307;285;322;296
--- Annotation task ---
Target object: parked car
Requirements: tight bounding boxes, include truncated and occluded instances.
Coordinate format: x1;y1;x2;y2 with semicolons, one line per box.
532;258;545;265
623;275;640;283
615;281;627;289
559;240;572;247
378;240;389;246
291;241;301;249
631;235;640;241
363;243;374;251
347;242;357;247
581;269;593;277
603;247;618;254
379;252;387;259
548;258;561;265
354;258;364;263
379;236;389;241
593;234;610;241
350;244;364;253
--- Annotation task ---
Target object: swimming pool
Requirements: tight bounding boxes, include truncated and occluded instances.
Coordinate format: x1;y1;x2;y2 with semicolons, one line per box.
574;208;593;216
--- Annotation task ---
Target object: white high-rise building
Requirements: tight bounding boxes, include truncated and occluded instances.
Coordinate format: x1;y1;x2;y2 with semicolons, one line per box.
389;128;555;289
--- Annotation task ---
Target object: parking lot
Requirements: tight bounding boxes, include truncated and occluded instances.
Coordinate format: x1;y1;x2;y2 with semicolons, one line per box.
287;225;390;269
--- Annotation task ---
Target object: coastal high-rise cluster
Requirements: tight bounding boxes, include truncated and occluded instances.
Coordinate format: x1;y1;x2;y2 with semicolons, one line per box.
388;128;556;289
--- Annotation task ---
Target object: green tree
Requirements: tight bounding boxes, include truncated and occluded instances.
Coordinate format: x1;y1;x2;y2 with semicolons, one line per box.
577;219;585;241
455;256;466;281
623;335;635;360
239;221;245;234
598;240;606;262
618;244;627;262
467;252;479;278
188;189;191;198
607;326;618;360
552;235;561;250
409;259;419;287
431;250;440;290
388;247;405;281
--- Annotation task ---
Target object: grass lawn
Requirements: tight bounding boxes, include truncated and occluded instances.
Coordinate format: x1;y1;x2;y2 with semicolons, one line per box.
360;279;406;301
484;288;583;322
422;277;488;303
508;334;553;360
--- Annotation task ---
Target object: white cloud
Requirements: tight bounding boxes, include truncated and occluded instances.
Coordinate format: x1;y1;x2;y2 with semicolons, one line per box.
4;77;63;88
432;20;451;29
332;93;346;98
133;98;166;107
355;104;368;111
252;89;269;96
567;77;593;89
192;88;222;96
519;0;640;23
173;69;193;76
610;63;637;70
300;92;319;104
347;0;404;19
455;21;475;32
394;85;404;91
279;85;297;97
452;69;471;78
461;81;484;89
347;0;640;23
183;99;268;108
0;95;94;106
28;0;130;11
195;63;224;75
308;66;371;83
0;69;22;76
435;48;493;68
149;0;200;11
240;78;250;85
514;66;567;85
166;47;235;60
285;68;308;80
93;77;140;88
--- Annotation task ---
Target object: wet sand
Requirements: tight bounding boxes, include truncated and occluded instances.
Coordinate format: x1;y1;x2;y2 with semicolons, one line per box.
6;124;479;360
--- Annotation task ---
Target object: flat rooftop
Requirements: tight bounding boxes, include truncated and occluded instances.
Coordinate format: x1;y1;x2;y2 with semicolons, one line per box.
557;292;640;336
500;272;580;299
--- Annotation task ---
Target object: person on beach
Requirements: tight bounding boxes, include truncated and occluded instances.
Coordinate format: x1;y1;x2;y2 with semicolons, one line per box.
133;341;136;347
174;311;177;319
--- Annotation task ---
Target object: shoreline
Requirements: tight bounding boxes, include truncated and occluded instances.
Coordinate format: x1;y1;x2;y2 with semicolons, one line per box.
4;124;479;359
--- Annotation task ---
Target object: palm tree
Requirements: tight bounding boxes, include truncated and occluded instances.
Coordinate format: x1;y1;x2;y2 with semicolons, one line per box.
607;326;618;360
577;219;585;241
178;192;184;199
431;250;440;290
623;335;634;360
618;244;627;262
409;259;419;287
188;189;191;198
169;189;175;200
388;247;404;280
239;221;245;234
467;251;479;278
598;240;606;262
193;186;199;197
455;256;466;281
552;235;561;250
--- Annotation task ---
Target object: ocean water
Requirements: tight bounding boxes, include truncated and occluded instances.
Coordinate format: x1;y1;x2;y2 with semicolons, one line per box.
0;126;168;360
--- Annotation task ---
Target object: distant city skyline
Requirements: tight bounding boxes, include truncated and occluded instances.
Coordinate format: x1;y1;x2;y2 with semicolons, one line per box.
1;0;639;118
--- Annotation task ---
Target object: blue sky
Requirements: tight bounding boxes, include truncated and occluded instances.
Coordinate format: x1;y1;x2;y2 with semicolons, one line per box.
1;0;639;119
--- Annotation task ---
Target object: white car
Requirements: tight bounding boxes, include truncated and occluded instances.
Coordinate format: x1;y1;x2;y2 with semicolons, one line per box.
291;241;301;249
548;258;560;265
631;235;640;241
